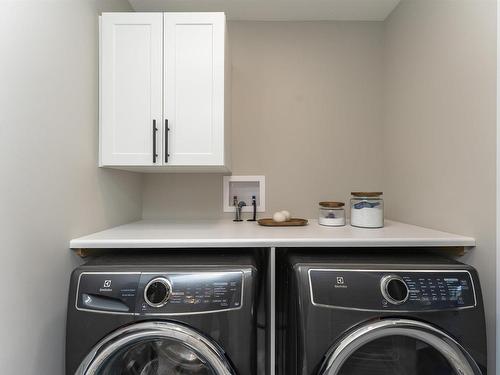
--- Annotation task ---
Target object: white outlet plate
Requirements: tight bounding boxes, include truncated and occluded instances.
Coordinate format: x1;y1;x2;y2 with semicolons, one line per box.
223;175;265;213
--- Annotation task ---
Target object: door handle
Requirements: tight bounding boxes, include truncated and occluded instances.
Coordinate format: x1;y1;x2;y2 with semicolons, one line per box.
164;119;170;163
153;120;158;163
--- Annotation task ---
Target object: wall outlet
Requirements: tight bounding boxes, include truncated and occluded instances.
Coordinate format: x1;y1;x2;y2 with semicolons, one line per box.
223;175;265;213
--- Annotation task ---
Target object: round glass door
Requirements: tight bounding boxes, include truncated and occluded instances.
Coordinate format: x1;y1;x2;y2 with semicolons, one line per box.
320;319;481;375
336;335;458;374
97;337;217;374
76;322;235;375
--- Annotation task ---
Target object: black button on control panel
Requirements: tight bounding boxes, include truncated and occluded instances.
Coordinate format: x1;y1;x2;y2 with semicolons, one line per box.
309;269;476;311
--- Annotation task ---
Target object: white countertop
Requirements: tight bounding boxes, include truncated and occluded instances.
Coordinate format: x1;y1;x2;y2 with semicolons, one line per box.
70;219;476;249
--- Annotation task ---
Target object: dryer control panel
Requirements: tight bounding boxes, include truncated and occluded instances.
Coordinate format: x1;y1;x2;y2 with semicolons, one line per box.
309;269;476;311
75;271;244;315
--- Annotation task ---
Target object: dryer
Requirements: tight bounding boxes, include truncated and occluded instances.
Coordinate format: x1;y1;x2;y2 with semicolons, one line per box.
277;252;487;375
66;253;258;375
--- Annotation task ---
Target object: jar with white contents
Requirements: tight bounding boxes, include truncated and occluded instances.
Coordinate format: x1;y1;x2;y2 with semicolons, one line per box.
350;192;384;228
318;202;346;226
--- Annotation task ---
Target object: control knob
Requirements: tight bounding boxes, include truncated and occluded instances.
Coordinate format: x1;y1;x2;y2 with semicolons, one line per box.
144;277;172;308
381;275;409;305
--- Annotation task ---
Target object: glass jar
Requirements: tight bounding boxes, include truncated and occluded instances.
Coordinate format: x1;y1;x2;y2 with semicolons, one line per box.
350;192;384;228
318;202;346;226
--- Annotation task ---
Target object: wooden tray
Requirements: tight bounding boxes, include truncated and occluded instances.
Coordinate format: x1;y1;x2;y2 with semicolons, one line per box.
258;218;308;227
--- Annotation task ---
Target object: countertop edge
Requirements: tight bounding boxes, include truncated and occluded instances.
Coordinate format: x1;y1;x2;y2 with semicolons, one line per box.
70;235;476;249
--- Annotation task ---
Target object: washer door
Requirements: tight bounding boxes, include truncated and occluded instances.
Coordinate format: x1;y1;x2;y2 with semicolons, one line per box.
319;319;482;375
76;321;235;375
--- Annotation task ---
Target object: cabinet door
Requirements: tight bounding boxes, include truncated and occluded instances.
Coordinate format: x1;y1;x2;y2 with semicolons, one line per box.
100;13;163;166
164;13;225;166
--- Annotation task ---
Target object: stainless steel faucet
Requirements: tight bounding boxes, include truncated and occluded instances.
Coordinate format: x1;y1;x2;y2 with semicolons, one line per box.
233;200;247;222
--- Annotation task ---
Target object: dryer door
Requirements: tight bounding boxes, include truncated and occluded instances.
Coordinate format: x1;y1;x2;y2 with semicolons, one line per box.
75;321;235;375
319;318;482;375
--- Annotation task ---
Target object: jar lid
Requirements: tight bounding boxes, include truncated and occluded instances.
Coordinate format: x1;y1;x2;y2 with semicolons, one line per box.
319;201;345;208
351;192;383;197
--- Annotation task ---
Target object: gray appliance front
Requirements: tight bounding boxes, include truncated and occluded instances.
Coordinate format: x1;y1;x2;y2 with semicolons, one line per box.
309;269;481;375
74;271;244;375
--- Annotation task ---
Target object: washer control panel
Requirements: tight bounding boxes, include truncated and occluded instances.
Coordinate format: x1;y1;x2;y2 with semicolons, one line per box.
309;269;476;311
138;271;243;314
76;271;243;315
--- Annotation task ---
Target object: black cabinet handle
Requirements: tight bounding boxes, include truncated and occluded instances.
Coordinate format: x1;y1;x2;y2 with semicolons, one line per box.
164;119;170;163
152;120;158;163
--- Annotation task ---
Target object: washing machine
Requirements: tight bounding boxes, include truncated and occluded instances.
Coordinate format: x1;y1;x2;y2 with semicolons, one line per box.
277;252;487;375
66;253;258;375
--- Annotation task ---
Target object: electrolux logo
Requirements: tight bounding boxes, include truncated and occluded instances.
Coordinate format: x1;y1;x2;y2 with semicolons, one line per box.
334;276;348;289
99;279;113;292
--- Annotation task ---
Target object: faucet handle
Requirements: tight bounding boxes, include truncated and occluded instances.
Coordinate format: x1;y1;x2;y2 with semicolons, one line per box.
247;196;257;222
233;200;247;222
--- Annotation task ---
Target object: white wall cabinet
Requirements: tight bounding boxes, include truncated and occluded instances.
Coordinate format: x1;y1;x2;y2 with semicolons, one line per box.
100;12;230;172
100;13;163;166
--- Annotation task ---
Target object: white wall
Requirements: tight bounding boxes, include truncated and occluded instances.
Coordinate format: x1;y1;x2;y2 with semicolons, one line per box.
143;21;385;219
497;0;500;370
383;0;497;372
0;1;143;374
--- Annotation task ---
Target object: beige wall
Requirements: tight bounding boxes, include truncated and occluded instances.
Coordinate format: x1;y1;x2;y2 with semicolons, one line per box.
0;1;142;374
383;0;497;371
143;21;385;219
142;9;498;371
